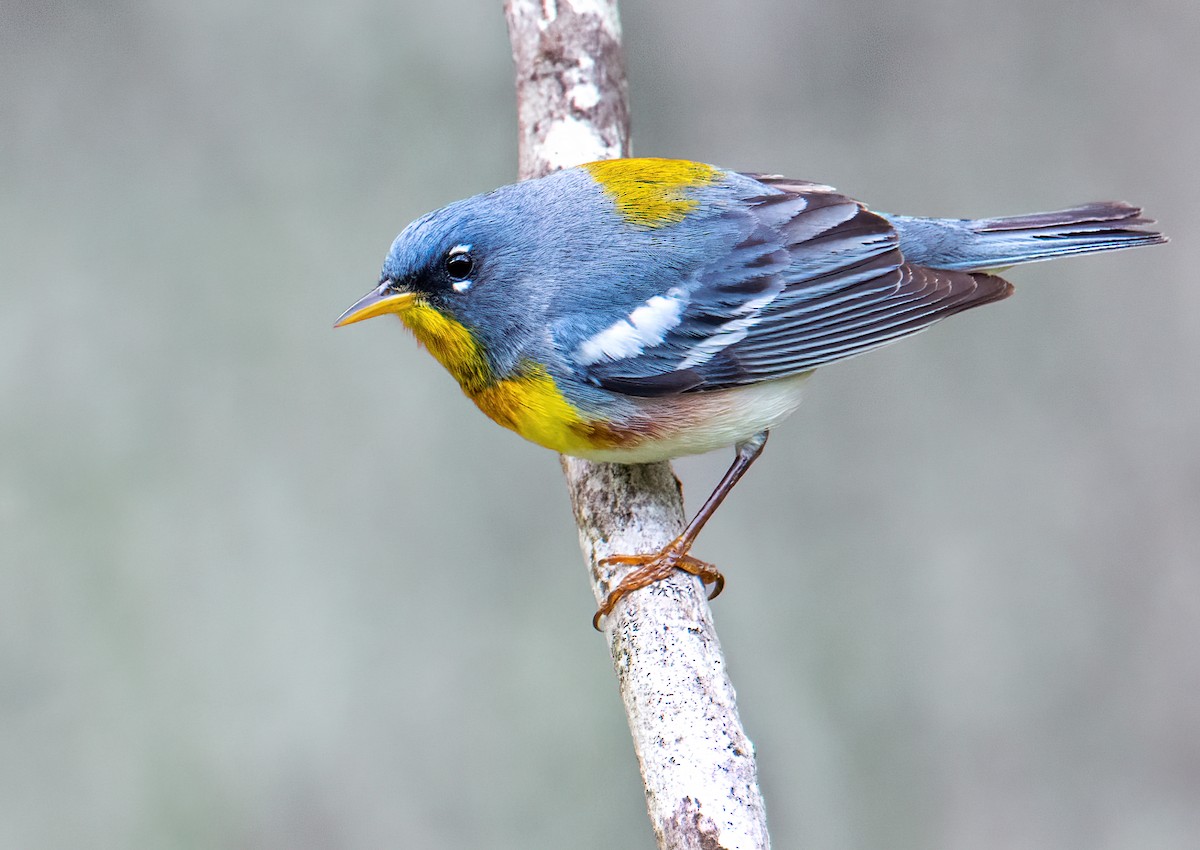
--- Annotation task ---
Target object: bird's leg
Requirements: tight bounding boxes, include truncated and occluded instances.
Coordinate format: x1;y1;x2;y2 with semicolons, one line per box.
592;431;769;630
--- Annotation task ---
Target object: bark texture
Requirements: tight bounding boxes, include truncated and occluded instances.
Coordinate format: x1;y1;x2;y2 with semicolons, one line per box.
503;2;771;848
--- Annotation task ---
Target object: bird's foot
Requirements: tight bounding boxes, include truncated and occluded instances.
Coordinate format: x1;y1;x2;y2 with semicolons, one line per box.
592;540;725;630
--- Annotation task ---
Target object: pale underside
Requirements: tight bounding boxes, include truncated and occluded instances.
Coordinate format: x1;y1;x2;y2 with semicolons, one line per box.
570;371;813;463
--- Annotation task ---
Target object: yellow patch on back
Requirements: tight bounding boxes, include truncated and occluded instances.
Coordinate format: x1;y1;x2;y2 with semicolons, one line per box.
584;158;719;228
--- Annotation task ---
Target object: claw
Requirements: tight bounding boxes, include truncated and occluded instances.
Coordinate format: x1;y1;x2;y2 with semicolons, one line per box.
592;541;724;630
590;431;769;631
598;553;652;568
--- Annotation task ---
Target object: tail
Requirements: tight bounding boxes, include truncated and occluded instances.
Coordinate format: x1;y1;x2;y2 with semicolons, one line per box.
885;202;1167;272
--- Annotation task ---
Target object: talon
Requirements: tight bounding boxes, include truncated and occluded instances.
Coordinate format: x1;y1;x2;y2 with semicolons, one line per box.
591;541;726;630
598;553;648;568
590;434;767;630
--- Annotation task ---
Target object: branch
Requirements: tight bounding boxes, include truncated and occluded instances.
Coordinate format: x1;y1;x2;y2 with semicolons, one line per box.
503;2;771;847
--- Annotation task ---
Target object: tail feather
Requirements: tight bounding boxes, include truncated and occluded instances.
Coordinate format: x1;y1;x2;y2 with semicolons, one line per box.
886;202;1167;272
970;201;1151;232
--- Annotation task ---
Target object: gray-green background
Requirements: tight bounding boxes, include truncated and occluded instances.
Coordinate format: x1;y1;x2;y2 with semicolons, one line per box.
3;1;1197;848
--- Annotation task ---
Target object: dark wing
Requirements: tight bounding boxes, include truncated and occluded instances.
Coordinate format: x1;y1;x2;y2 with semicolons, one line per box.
572;176;1013;396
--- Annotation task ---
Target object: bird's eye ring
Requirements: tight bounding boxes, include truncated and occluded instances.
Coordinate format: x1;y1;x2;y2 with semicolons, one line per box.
445;245;474;281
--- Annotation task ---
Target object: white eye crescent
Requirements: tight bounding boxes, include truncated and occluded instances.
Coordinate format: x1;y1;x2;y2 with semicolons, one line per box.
445;244;474;290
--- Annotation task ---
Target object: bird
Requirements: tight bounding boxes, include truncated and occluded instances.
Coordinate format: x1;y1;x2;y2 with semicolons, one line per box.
335;157;1165;629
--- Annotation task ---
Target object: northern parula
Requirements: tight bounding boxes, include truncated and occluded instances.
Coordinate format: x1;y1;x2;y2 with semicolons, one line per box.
335;158;1164;627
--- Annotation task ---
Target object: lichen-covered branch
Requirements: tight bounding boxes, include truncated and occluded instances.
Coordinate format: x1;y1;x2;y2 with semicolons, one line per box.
503;2;771;847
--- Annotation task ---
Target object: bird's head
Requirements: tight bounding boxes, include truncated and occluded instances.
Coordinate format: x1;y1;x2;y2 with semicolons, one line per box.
335;188;551;387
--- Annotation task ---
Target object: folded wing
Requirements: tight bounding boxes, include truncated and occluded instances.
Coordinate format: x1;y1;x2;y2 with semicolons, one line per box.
571;176;1013;396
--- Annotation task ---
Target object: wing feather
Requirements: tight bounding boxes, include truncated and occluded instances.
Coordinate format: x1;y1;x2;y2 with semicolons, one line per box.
571;175;1013;396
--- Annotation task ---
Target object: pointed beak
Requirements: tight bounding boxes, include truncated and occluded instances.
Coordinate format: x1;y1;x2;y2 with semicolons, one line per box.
333;284;417;328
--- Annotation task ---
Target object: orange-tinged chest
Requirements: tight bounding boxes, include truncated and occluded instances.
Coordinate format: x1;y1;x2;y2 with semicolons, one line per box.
473;367;628;455
397;301;625;455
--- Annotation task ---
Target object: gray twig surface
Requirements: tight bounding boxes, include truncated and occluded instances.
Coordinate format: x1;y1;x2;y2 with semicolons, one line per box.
503;2;771;847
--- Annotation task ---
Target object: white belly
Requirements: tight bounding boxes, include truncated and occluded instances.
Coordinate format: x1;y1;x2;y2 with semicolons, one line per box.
572;372;813;463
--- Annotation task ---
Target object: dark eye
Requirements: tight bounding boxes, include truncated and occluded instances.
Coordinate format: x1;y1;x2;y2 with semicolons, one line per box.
445;246;474;281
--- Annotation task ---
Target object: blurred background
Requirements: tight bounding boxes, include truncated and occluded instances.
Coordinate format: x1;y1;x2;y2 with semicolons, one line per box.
2;0;1197;848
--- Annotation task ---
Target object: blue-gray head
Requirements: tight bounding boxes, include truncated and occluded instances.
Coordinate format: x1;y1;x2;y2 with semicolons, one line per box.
334;181;568;376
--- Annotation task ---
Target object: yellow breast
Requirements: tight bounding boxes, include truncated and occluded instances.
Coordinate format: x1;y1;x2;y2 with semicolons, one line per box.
398;301;626;455
474;366;628;455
